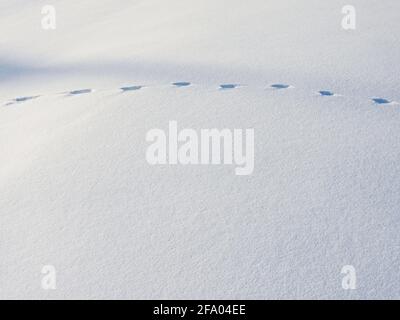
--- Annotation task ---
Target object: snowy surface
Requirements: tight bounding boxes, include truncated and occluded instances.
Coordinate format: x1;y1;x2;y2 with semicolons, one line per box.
1;0;399;299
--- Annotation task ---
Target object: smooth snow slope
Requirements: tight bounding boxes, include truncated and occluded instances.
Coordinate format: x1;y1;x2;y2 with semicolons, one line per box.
1;0;400;299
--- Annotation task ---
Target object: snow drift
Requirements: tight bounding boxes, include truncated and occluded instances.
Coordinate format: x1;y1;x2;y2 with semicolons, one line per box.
1;0;399;299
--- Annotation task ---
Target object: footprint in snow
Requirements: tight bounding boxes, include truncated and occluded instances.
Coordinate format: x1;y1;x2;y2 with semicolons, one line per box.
121;85;142;92
172;82;191;87
14;95;39;102
270;84;291;89
5;95;40;105
372;98;391;104
319;90;335;96
220;84;239;89
69;89;92;95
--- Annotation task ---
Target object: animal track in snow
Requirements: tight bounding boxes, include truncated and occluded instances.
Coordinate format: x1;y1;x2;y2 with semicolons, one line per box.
5;95;39;106
14;95;39;102
220;84;239;89
121;85;142;92
270;84;291;89
69;89;92;95
2;82;398;109
372;98;391;104
319;90;335;96
173;82;191;87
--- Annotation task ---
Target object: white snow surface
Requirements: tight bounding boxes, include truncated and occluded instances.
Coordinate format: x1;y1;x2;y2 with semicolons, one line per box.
1;0;400;299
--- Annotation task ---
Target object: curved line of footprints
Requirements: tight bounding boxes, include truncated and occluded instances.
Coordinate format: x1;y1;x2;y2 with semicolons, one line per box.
3;82;398;106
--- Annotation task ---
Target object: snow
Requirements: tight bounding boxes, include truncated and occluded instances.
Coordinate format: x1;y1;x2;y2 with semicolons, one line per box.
1;0;399;299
